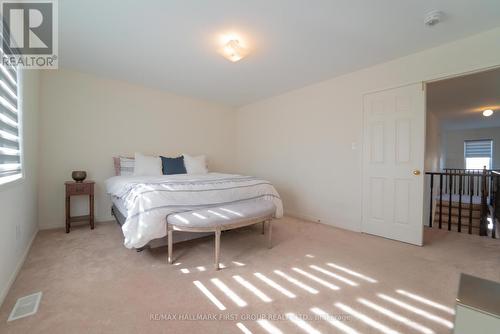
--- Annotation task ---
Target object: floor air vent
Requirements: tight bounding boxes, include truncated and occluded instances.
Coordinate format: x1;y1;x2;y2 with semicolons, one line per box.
7;292;42;321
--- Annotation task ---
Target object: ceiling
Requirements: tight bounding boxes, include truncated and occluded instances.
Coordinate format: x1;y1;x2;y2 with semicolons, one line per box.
59;0;500;106
427;67;500;130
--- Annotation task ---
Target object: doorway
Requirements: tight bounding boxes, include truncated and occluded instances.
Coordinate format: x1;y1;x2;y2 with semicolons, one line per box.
424;67;500;238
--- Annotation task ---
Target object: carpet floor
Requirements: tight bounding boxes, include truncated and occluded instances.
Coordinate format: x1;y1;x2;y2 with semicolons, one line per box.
0;216;499;334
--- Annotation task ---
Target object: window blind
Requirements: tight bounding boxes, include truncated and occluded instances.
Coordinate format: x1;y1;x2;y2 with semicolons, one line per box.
464;140;493;158
0;44;20;181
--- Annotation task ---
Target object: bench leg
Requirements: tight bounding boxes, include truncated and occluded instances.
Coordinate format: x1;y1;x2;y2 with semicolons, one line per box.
268;220;272;249
215;228;221;270
261;221;265;235
167;226;173;264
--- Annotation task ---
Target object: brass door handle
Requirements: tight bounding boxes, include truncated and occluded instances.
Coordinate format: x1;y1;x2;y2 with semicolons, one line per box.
413;170;421;176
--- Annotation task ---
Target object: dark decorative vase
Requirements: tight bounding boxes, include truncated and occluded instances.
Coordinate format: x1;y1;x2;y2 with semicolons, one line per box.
72;171;87;183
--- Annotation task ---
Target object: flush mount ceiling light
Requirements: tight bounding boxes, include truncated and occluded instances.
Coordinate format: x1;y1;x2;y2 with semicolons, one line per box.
424;10;444;26
222;39;247;62
218;33;249;62
483;109;494;117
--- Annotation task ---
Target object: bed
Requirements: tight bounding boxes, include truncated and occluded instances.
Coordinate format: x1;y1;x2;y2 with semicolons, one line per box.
105;173;283;249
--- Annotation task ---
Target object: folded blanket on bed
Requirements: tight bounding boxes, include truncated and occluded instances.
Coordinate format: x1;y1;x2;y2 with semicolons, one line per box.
105;173;283;248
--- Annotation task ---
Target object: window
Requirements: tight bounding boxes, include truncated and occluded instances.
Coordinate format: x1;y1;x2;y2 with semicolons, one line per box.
464;140;493;170
0;47;20;185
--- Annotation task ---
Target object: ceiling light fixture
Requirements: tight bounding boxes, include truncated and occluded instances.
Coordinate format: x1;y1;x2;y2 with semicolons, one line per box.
221;39;247;62
483;109;494;117
424;10;443;26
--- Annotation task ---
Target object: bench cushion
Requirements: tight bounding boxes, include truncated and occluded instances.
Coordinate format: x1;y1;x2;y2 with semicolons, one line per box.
167;200;276;229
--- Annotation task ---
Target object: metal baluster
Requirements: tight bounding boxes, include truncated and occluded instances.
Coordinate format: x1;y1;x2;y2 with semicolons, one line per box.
476;171;480;196
448;173;453;231
469;176;474;234
463;171;468;195
439;174;443;229
451;171;455;194
444;172;450;194
480;167;488;236
488;172;493;206
458;173;463;233
466;173;470;196
429;174;434;228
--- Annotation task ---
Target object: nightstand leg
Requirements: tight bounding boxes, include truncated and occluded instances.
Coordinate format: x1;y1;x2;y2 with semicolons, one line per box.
65;196;70;233
90;194;95;229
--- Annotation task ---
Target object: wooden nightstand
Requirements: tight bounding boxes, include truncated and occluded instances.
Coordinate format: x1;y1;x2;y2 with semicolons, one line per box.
65;181;95;233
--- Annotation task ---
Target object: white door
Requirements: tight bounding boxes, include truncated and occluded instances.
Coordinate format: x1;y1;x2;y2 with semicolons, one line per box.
362;83;425;246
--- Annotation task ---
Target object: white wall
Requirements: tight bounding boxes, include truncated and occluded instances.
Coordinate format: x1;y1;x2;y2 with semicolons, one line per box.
235;27;500;232
38;69;236;229
0;70;40;305
442;126;500;169
425;112;442;172
423;111;442;227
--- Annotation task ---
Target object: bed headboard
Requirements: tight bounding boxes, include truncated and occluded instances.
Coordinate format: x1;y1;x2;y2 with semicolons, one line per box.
113;156;134;176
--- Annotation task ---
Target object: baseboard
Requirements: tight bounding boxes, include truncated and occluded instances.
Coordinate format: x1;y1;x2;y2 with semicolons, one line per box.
38;223;62;230
285;210;361;233
39;217;115;230
0;228;38;308
285;211;323;224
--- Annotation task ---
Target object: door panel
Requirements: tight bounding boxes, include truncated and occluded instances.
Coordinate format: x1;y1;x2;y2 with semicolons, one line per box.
362;83;425;246
394;179;410;225
370;122;385;163
395;119;411;163
370;177;385;221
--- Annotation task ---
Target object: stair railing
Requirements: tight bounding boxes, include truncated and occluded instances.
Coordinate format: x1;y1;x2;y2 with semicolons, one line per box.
442;168;497;201
426;167;493;237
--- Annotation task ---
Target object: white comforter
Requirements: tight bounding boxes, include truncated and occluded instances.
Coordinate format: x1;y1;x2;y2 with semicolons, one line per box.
105;173;283;248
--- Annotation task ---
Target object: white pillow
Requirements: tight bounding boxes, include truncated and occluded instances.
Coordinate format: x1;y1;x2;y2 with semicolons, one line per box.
183;154;208;174
133;153;162;176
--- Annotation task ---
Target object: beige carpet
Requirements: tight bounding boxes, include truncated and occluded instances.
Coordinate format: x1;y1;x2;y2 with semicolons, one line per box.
0;216;499;334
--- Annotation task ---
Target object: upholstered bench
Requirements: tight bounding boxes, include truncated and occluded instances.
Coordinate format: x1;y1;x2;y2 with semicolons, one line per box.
166;200;276;270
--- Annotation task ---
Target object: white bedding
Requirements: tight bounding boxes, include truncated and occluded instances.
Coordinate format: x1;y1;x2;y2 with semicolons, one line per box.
105;173;283;248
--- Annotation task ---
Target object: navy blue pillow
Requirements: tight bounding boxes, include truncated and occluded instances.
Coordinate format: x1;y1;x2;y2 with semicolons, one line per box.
160;156;187;175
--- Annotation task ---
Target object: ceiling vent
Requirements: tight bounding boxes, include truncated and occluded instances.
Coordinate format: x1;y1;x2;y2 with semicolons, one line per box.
8;292;43;321
424;10;444;26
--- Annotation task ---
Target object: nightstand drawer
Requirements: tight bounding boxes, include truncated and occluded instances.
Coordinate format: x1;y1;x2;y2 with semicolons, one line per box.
66;183;93;196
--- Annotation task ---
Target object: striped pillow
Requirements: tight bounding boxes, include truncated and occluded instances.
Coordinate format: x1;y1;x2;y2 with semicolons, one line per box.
113;156;135;176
